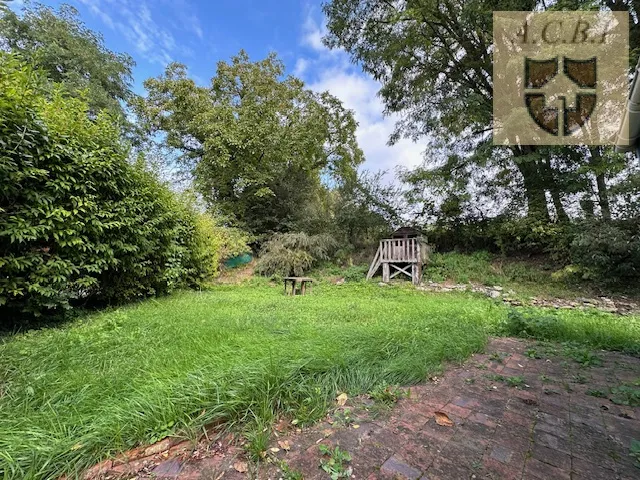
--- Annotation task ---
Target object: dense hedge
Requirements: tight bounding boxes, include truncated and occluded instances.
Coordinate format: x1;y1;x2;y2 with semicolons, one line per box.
0;55;227;320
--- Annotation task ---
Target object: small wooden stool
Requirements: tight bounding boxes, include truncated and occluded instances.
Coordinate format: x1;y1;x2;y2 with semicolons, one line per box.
283;277;313;295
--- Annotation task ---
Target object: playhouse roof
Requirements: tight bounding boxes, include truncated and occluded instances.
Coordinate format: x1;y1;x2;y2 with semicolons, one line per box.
391;226;423;238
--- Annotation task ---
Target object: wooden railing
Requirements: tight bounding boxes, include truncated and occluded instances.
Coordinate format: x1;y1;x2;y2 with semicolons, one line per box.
379;238;420;262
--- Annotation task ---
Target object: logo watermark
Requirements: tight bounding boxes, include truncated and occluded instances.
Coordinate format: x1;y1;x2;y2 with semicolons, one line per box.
493;11;629;145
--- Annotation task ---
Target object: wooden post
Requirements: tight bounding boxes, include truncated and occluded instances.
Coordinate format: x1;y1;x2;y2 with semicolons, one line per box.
412;263;422;285
382;262;390;283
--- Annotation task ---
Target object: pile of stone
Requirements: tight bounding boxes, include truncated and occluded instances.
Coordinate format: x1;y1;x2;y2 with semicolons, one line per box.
416;281;639;315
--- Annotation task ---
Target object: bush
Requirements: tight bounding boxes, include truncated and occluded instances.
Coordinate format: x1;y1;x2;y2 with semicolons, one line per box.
256;232;337;277
569;220;640;284
0;55;223;320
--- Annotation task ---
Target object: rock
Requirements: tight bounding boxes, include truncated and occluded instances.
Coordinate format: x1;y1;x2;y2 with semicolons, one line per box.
488;290;502;299
492;286;504;291
378;282;388;287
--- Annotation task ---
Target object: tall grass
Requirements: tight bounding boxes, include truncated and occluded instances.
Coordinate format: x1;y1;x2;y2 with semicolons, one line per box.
0;284;494;479
0;282;638;479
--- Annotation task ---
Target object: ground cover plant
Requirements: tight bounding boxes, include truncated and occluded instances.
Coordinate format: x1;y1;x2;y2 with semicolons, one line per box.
1;282;639;479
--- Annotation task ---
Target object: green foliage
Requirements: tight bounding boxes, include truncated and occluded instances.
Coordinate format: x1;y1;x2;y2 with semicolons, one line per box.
0;3;134;121
319;445;352;480
0;283;495;478
610;383;640;407
499;309;640;354
137;51;363;237
423;251;550;287
569;220;640;284
630;439;640;468
0;282;639;477
341;265;369;282
0;55;222;319
256;232;337;277
369;383;402;407
506;376;525;388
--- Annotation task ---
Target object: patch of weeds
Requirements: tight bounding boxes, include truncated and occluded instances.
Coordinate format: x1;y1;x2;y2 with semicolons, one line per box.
278;461;304;480
525;348;542;359
369;384;402;408
610;385;640;407
486;374;526;388
563;345;603;367
147;420;176;444
486;374;506;382
332;408;355;426
540;375;552;383
489;352;507;363
245;424;270;462
506;376;526;388
630;439;640;468
475;362;488;370
572;374;588;384
319;444;352;480
587;389;607;398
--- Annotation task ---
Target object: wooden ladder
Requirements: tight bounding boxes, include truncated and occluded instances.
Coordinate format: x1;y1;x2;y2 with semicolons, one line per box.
366;244;382;280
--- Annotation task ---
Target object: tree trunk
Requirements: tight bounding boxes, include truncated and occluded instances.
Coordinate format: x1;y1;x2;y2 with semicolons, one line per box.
512;149;550;221
549;188;570;222
589;147;612;220
595;172;611;220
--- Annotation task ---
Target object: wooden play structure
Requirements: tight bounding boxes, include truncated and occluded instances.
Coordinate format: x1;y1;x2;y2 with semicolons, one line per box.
366;227;430;285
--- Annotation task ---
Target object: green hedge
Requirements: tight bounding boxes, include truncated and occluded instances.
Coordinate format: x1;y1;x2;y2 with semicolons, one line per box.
0;55;226;320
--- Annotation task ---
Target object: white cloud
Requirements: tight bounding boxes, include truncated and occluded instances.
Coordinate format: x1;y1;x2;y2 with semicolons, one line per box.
79;0;199;66
293;58;309;77
301;14;326;52
298;11;424;182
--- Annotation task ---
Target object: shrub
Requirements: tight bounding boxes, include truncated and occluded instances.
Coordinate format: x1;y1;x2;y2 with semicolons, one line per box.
569;219;640;284
0;55;223;320
256;232;337;277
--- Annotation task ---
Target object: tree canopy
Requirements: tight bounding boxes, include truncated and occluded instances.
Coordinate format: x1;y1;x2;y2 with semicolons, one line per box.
324;0;640;224
137;51;364;237
0;3;135;121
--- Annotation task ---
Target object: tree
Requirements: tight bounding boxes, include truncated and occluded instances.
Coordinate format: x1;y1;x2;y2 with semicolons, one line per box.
323;0;638;222
137;51;364;237
0;3;134;121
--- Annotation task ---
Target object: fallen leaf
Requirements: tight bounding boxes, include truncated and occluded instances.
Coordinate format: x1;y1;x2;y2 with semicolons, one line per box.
233;461;248;473
336;393;348;406
321;429;333;437
278;440;291;451
434;411;454;427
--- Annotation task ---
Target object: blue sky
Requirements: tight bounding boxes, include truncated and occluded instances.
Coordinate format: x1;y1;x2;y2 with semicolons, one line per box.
15;0;424;176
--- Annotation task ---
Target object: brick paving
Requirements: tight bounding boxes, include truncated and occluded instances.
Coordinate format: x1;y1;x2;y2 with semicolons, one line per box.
91;338;639;479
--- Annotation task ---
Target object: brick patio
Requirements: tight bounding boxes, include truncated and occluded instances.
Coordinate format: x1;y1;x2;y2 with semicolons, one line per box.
93;337;639;479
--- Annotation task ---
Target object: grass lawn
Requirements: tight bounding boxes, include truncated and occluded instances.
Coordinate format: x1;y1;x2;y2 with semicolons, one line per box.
1;282;638;479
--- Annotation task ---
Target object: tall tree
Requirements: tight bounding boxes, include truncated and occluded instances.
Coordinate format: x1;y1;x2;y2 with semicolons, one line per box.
323;0;636;222
137;51;364;236
0;3;134;121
